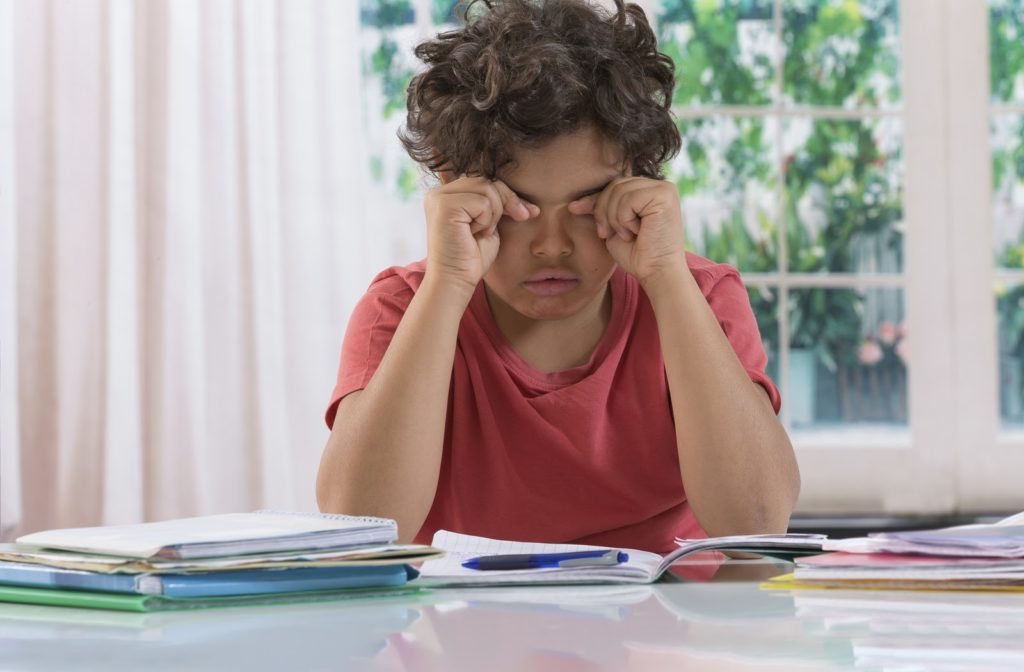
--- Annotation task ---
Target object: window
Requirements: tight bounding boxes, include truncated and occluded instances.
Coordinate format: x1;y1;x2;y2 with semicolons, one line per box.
655;0;1024;515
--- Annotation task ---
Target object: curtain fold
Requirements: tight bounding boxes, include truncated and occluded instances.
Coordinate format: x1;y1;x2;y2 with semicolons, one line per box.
3;0;371;539
0;0;22;540
102;0;143;525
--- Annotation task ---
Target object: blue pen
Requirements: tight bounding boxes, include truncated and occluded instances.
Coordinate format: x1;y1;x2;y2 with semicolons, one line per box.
462;549;628;571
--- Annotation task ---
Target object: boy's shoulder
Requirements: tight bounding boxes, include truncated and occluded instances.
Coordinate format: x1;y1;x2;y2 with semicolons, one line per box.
683;251;743;293
364;259;428;301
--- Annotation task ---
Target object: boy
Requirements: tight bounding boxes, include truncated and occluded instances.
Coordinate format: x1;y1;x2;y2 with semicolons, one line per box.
317;0;799;552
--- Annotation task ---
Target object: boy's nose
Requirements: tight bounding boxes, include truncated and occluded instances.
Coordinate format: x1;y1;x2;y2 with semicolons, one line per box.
529;211;573;258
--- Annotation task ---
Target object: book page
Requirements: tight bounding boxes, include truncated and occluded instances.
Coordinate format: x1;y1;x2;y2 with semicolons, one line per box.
419;531;662;585
16;512;393;559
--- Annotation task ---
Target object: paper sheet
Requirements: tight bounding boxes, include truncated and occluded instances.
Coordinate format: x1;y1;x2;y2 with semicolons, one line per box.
418;531;663;586
15;512;397;560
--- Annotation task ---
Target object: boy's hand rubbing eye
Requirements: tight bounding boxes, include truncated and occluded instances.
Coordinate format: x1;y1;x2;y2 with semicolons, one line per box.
567;196;610;240
572;178;687;289
422;176;537;295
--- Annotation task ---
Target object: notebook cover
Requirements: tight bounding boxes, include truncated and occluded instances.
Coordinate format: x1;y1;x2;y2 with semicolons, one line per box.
0;582;425;613
0;561;412;597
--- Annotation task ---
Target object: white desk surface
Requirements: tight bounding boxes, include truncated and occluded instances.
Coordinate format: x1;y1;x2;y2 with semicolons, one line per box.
2;557;1023;671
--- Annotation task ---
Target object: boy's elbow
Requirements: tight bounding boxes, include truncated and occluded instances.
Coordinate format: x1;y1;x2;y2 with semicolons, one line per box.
315;476;342;515
315;479;337;514
315;455;352;515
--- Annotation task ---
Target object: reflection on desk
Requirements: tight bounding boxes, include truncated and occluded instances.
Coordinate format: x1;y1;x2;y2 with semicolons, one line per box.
2;558;1023;671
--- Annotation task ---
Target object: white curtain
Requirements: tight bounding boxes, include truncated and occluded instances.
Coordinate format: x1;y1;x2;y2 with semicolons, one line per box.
0;0;409;538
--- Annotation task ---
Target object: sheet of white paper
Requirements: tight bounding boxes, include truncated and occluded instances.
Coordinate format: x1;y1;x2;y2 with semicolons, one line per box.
15;512;395;559
823;513;1024;557
418;531;662;586
0;543;439;574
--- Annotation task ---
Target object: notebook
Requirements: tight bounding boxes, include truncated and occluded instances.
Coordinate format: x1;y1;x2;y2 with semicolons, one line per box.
0;583;424;613
15;511;397;560
0;560;414;597
418;530;825;586
793;551;1024;582
0;542;443;574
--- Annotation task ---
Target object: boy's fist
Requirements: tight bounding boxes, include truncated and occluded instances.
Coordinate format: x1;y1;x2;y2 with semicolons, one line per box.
568;177;687;288
423;176;538;294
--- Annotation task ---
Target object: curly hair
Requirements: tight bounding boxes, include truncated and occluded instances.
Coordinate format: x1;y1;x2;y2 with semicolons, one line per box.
398;0;680;180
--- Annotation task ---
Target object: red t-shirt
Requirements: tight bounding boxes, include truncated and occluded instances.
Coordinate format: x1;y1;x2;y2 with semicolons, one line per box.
326;253;780;553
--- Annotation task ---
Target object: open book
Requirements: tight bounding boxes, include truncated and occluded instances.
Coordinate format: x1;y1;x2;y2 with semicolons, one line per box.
418;530;826;586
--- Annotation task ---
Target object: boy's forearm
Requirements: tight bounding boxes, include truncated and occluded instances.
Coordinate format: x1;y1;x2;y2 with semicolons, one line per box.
317;276;474;543
643;267;800;538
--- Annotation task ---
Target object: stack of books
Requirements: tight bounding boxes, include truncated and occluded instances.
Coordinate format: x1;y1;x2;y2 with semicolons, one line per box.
0;511;443;612
765;510;1024;592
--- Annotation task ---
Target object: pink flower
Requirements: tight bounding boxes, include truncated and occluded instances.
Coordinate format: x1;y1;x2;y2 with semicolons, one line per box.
896;321;907;339
895;337;909;365
878;321;897;345
858;338;884;366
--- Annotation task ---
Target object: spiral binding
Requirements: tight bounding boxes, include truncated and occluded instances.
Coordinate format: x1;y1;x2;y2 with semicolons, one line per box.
254;509;398;528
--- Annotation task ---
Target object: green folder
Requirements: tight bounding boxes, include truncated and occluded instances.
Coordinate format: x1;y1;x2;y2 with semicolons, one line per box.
0;583;424;613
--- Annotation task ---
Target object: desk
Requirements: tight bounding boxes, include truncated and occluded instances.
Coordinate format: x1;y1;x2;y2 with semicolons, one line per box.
2;558;1023;670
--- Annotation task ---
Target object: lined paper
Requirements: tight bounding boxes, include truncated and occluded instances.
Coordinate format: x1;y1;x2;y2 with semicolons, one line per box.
420;530;827;587
418;531;663;586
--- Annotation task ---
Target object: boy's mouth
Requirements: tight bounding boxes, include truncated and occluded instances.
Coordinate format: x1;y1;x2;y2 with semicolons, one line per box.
523;269;580;297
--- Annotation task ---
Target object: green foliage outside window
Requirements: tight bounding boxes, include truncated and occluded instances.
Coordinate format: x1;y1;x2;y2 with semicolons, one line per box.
361;0;419;200
783;0;900;107
659;0;774;106
360;0;414;28
784;117;902;371
433;0;460;25
990;0;1024;104
991;2;1024;420
368;37;415;121
659;0;901;381
991;2;1024;201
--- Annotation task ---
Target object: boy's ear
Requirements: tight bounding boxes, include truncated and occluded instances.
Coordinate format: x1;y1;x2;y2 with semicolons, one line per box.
438;169;456;185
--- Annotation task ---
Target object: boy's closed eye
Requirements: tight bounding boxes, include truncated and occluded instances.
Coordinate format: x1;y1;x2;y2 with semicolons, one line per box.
504;179;616;210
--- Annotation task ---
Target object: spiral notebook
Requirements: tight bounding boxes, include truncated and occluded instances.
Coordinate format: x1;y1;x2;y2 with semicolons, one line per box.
15;511;398;560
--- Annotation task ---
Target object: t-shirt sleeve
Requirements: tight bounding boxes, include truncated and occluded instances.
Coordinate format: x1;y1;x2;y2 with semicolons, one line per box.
324;285;413;429
701;268;782;415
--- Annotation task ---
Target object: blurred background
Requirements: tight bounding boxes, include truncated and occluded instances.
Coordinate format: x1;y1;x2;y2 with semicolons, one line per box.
1;0;1023;539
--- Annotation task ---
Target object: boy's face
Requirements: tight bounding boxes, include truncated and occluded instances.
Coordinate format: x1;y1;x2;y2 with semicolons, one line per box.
484;126;624;323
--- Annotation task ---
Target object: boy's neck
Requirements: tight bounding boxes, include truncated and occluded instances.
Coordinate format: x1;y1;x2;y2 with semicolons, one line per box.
483;281;614;374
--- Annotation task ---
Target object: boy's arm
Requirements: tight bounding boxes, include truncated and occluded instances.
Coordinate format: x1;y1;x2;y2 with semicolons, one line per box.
570;178;799;538
316;277;473;544
643;267;800;538
317;176;536;543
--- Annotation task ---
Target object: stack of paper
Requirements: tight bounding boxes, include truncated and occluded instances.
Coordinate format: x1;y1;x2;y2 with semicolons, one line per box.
0;511;443;611
789;588;1024;668
766;511;1024;592
418;530;826;586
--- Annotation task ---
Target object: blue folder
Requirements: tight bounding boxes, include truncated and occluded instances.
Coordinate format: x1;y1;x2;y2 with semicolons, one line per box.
0;561;414;598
